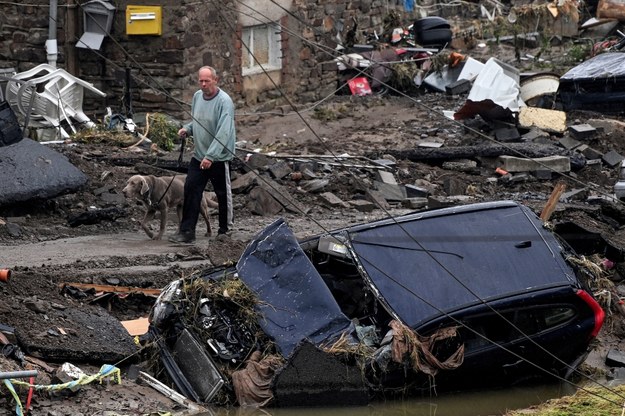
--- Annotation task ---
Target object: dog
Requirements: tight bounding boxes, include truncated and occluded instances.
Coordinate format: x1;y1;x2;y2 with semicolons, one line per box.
122;174;217;240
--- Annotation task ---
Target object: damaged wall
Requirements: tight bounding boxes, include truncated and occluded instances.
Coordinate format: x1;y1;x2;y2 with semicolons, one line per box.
0;0;412;118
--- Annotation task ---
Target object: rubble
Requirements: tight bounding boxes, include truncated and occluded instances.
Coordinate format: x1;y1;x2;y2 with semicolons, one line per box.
3;2;625;414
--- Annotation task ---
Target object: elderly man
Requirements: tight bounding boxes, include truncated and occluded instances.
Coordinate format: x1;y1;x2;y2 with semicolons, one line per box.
169;66;235;244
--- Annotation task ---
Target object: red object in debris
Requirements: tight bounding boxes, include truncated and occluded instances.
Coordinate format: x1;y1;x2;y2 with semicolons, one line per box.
348;77;372;96
25;376;34;414
0;269;10;282
495;167;508;175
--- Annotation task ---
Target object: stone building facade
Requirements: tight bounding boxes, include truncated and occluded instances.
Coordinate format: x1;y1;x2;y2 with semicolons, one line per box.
0;0;415;120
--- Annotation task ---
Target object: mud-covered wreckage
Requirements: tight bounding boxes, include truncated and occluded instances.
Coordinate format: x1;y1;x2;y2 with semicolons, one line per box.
148;200;604;407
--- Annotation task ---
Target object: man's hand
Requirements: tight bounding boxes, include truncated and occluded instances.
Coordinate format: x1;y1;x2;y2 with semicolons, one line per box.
200;158;212;170
178;128;188;138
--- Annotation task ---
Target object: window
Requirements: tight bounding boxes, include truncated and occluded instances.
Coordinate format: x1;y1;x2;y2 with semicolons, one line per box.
241;23;282;75
456;305;578;352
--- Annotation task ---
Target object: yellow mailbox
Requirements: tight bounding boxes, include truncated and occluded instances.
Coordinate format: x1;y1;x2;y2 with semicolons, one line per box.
126;5;162;35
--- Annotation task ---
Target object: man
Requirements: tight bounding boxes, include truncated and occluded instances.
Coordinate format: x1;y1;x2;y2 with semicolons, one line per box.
169;66;235;244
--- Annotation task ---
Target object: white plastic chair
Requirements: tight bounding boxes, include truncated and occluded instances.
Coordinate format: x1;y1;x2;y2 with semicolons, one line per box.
5;64;106;139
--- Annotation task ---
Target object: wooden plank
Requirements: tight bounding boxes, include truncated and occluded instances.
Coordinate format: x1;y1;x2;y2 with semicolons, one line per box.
60;282;161;297
540;182;566;222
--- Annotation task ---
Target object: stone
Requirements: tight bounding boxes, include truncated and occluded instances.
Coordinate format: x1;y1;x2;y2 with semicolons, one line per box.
300;179;329;193
558;136;581;150
348;199;376;212
375;170;397;185
522;128;550;142
497;155;570;173
231;170;259;193
246;153;271;170
318;192;349;208
494;126;521;142
606;349;625;367
569;123;597;140
401;197;428;209
365;189;390;210
247;187;283;216
405;184;429;198
268;161;292;180
443;177;466;196
374;181;406;202
603;150;625;168
441;159;478;172
580;146;603;161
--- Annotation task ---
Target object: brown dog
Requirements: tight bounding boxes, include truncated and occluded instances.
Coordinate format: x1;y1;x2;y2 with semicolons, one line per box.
122;174;217;240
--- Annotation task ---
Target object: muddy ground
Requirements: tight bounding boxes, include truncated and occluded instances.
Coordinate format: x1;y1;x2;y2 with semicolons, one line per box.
3;41;625;415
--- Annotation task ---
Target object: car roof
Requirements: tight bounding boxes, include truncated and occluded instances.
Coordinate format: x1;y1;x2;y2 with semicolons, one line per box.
344;201;579;328
236;201;579;356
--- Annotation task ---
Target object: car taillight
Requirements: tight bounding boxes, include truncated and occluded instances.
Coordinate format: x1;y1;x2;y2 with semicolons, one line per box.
576;289;605;339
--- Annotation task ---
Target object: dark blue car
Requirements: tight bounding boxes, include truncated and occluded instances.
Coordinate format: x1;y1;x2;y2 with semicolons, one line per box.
150;200;604;407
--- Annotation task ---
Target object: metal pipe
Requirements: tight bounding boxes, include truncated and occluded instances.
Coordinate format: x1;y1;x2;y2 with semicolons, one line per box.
0;370;38;380
46;0;59;67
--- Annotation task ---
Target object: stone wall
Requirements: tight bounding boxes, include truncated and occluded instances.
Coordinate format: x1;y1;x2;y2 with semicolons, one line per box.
0;0;417;120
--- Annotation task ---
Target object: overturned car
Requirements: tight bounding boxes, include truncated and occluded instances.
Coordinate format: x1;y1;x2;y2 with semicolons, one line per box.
148;200;604;407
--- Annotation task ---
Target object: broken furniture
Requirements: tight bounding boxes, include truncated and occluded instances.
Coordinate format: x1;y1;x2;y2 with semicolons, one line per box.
5;63;106;140
558;52;625;114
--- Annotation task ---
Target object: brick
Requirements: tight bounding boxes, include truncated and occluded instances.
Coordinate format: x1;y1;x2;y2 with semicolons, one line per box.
518;107;566;134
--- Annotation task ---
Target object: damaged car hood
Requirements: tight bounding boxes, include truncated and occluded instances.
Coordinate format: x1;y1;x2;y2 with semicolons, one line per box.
236;219;353;357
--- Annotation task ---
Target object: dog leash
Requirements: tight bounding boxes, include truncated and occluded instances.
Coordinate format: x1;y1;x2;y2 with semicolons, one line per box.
151;133;187;207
